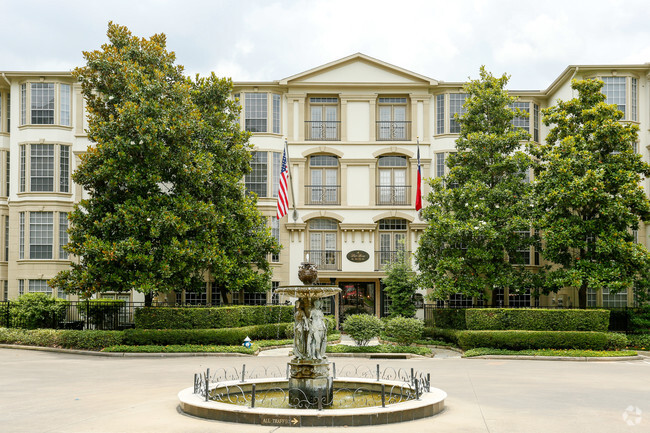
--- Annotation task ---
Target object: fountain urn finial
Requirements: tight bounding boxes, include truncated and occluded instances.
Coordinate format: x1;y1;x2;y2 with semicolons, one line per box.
298;262;318;285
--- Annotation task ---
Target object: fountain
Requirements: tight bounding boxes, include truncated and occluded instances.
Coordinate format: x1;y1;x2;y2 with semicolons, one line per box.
177;261;447;426
274;261;341;408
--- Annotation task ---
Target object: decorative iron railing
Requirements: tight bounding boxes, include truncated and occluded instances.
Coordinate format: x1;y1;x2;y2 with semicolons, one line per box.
376;121;411;141
376;185;411;205
375;250;411;271
304;250;341;271
305;121;341;141
305;185;341;205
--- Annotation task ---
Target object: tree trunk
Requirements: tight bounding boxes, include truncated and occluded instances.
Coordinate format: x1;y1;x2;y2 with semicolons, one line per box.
144;293;153;307
578;284;587;309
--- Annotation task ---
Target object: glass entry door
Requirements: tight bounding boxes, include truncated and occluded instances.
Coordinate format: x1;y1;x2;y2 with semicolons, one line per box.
339;282;375;319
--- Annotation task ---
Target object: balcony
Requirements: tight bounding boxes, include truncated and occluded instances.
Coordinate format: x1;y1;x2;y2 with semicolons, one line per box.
375;250;412;271
376;121;411;141
305;185;340;205
376;185;411;205
305;121;341;141
305;250;341;271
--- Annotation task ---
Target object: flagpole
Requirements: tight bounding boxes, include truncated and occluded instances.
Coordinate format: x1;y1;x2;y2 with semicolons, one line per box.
284;139;299;221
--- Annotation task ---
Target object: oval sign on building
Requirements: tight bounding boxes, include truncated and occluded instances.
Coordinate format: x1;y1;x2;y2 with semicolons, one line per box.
346;250;370;263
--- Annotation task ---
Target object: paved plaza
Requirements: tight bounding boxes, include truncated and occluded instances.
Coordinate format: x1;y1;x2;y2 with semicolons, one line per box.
0;347;648;433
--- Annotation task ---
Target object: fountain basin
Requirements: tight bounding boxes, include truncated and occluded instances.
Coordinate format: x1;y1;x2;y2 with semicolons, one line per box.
178;377;446;427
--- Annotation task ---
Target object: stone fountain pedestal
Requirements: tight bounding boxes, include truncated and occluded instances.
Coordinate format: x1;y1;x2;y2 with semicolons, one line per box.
275;262;341;409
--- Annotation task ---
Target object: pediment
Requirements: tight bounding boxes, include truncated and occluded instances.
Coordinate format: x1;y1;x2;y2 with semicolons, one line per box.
280;53;437;85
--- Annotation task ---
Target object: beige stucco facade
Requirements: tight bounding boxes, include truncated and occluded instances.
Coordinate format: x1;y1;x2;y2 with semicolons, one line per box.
1;54;649;313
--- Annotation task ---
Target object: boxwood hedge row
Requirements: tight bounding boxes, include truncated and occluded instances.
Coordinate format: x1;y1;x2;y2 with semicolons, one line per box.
134;305;293;329
465;309;610;332
122;323;291;346
456;330;627;351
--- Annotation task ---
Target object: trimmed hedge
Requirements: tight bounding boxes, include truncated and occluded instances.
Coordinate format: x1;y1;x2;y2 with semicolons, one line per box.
134;305;293;329
423;327;460;345
465;309;610;332
0;328;123;350
123;323;291;346
456;330;627;351
384;317;424;345
427;309;467;329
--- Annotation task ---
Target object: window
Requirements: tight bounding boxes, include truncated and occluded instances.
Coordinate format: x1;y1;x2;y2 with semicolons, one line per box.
601;76;638;121
377;218;407;270
3;281;7;301
448;293;474;308
20;82;72;126
533;103;539;142
30;212;53;259
59;213;68;260
510;102;530;132
182;289;207;305
244;93;267;132
377;97;409;140
4;216;8;262
449;93;467;134
508;289;530;307
587;288;597;307
18;280;24;296
244;151;282;198
6;150;10;197
307;218;338;270
307;97;339;140
307;155;339;205
435;153;445;178
19;144;70;193
19;212;24;260
377;155;408;205
244;151;267;196
436;94;445;134
244;292;267;305
602;288;627;308
272;94;281;134
6;93;10;131
270;216;280;263
29;279;52;296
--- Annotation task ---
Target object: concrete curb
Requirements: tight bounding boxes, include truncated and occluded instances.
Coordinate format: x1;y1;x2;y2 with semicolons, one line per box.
0;344;256;357
466;354;645;362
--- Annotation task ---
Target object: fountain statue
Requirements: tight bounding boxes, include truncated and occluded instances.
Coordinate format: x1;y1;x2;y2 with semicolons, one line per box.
274;261;341;408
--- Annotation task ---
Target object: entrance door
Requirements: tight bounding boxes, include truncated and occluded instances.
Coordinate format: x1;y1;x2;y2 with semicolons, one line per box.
339;282;375;319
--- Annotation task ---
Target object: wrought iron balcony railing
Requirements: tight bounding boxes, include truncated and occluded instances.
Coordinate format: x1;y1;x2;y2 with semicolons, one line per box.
305;185;340;205
375;250;412;271
305;121;341;141
304;250;341;271
376;185;411;205
376;121;411;141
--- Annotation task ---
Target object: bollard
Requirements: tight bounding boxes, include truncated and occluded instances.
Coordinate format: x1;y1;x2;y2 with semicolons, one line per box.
415;380;420;400
381;384;386;408
286;364;290;379
251;384;256;408
410;368;414;387
318;388;323;411
194;373;198;394
426;373;431;392
241;364;246;383
332;362;336;379
376;364;380;381
205;368;210;402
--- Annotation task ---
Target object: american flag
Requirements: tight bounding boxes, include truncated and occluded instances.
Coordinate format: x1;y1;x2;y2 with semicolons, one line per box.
276;148;289;219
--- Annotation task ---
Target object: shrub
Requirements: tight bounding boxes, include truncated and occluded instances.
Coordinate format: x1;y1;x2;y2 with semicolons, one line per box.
327;344;431;356
627;334;650;349
134;305;293;329
78;299;126;330
629;306;650;333
456;330;627;351
422;327;460;345
465;309;610;332
122;323;291;346
426;308;467;329
342;314;383;346
0;328;123;350
10;293;68;329
384;316;424;345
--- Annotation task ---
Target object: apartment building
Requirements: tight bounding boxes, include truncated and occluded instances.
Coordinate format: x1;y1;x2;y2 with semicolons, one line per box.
1;54;648;315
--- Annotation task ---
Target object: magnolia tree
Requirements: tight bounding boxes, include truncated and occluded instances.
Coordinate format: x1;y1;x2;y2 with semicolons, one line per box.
417;67;540;303
532;79;650;308
51;23;277;299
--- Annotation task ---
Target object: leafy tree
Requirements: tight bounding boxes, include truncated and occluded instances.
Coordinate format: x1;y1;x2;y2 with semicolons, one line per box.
417;67;539;303
51;23;277;299
383;249;417;318
531;79;650;308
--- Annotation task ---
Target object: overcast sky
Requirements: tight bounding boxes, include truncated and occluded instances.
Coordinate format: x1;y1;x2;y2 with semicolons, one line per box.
2;0;649;89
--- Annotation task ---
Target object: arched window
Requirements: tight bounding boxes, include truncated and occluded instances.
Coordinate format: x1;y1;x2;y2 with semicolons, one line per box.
307;155;339;205
376;218;407;269
306;218;339;270
377;155;408;205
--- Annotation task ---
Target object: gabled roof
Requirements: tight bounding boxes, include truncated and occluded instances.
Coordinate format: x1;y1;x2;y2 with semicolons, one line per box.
279;53;438;86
